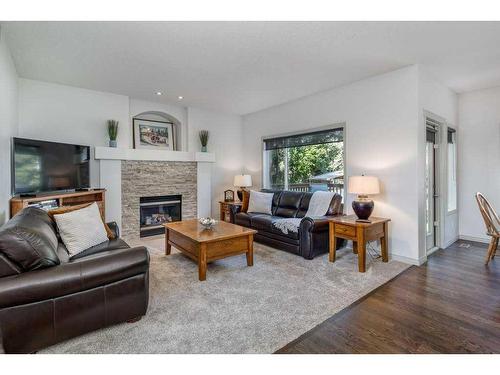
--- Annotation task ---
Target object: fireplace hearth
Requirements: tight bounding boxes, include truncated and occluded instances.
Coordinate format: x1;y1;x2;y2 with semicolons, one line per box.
139;194;182;237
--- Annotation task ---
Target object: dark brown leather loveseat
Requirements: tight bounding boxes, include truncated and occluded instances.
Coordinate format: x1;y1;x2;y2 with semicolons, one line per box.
231;189;345;259
0;207;149;354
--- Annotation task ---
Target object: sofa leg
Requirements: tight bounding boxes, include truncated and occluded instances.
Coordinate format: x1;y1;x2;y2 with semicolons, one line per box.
127;316;143;323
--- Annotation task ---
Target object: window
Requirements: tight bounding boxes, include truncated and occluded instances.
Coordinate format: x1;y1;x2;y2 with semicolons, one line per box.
263;127;344;195
447;127;457;212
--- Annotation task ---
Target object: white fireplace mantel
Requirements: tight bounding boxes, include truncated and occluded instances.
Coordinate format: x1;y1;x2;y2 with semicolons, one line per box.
96;147;214;231
94;146;215;163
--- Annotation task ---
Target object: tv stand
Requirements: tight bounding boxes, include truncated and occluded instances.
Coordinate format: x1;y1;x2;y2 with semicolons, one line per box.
10;189;106;219
19;193;37;198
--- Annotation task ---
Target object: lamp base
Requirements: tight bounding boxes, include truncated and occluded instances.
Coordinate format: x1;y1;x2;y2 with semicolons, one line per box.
352;197;374;220
237;188;249;201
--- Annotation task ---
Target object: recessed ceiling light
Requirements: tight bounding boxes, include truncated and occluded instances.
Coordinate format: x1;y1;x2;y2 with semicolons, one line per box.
156;91;162;96
178;96;183;100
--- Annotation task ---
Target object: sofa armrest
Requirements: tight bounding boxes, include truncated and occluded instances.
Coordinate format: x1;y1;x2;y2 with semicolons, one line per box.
229;205;242;224
299;214;346;259
0;246;149;309
300;216;331;233
106;221;120;238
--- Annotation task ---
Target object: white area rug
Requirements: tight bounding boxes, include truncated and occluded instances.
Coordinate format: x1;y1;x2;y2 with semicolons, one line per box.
42;237;409;353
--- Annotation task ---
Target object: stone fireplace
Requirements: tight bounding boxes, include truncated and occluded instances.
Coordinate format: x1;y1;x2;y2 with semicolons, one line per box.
121;160;197;238
139;194;182;237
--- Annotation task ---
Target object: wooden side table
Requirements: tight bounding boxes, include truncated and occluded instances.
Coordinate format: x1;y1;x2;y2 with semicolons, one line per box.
219;201;242;222
328;215;390;272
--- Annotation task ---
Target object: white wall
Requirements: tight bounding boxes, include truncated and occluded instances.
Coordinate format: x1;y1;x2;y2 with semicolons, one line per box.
187;107;244;218
18;79;130;186
458;86;500;242
0;31;18;223
17;79;244;221
417;66;459;250
243;66;422;264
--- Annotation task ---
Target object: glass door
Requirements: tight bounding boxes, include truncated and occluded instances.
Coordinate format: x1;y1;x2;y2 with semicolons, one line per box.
425;125;439;252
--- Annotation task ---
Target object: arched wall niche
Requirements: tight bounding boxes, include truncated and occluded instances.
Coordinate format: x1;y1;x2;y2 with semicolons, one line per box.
133;111;183;151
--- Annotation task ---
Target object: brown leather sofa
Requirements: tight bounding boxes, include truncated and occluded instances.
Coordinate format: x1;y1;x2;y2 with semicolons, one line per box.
231;189;345;259
0;207;149;353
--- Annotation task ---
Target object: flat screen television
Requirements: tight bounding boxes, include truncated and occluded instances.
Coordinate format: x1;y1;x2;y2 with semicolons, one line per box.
12;137;90;195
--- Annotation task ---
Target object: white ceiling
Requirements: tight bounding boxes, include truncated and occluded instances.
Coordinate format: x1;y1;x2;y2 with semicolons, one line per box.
3;21;500;115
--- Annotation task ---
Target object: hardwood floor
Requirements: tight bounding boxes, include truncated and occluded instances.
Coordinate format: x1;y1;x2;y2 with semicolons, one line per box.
276;240;500;354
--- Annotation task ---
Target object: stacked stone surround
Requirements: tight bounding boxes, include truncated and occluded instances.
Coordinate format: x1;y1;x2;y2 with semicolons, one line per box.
121;160;197;238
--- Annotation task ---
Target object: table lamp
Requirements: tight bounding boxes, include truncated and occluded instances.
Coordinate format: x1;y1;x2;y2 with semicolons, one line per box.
348;175;380;222
233;174;252;201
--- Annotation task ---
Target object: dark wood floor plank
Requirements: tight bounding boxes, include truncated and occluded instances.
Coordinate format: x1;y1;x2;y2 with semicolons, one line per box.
276;240;500;354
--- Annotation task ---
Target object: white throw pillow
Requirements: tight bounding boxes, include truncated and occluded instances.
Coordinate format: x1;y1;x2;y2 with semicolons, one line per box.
247;190;274;215
53;202;109;256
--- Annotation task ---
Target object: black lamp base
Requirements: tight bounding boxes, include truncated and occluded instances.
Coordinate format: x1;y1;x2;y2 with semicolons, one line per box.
237;188;250;201
352;198;374;221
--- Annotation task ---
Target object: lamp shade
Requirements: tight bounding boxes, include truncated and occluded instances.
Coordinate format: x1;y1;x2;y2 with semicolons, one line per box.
234;174;252;187
348;176;380;195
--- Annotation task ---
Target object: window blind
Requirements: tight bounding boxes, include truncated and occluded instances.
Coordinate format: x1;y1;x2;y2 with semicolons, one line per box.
263;128;343;151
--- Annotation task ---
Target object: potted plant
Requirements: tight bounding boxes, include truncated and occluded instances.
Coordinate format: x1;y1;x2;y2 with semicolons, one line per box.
199;130;209;152
107;120;119;147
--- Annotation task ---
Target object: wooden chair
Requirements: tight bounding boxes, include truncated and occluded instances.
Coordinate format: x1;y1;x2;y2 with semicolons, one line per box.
475;192;499;264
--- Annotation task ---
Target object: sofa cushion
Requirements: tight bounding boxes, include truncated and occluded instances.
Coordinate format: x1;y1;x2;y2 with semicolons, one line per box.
296;193;312;218
275;191;304;218
234;212;264;227
69;238;130;261
250;214;275;231
0;207;60;271
251;215;301;240
270;222;300;240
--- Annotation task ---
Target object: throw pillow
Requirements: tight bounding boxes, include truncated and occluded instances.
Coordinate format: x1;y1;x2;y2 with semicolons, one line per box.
247;190;273;215
48;203;115;239
53;203;109;256
241;189;250;213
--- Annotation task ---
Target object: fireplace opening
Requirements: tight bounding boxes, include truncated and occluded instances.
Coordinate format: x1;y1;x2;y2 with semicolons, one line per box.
139;194;182;237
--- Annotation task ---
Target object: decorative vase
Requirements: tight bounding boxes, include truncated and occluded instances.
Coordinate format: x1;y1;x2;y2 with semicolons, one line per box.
201;145;207;152
352;196;374;221
109;140;117;148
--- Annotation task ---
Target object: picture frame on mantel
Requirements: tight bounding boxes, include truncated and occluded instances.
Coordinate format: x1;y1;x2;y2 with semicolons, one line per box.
133;118;175;151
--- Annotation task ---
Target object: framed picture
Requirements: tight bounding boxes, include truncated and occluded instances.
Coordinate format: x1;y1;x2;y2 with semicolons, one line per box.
133;118;175;151
224;189;235;202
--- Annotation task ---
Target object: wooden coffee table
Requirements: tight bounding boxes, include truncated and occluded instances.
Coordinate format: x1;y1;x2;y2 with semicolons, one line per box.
164;219;257;281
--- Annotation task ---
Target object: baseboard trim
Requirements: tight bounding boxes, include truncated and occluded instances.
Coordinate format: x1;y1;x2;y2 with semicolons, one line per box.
426;246;440;257
390;254;424;266
443;236;459;249
345;243;422;266
459;235;490;244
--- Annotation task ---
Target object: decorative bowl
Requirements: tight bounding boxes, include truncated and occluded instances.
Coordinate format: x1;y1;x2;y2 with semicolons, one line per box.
199;217;217;229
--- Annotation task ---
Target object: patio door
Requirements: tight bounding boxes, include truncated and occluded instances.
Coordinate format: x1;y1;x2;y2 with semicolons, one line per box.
425;119;440;252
